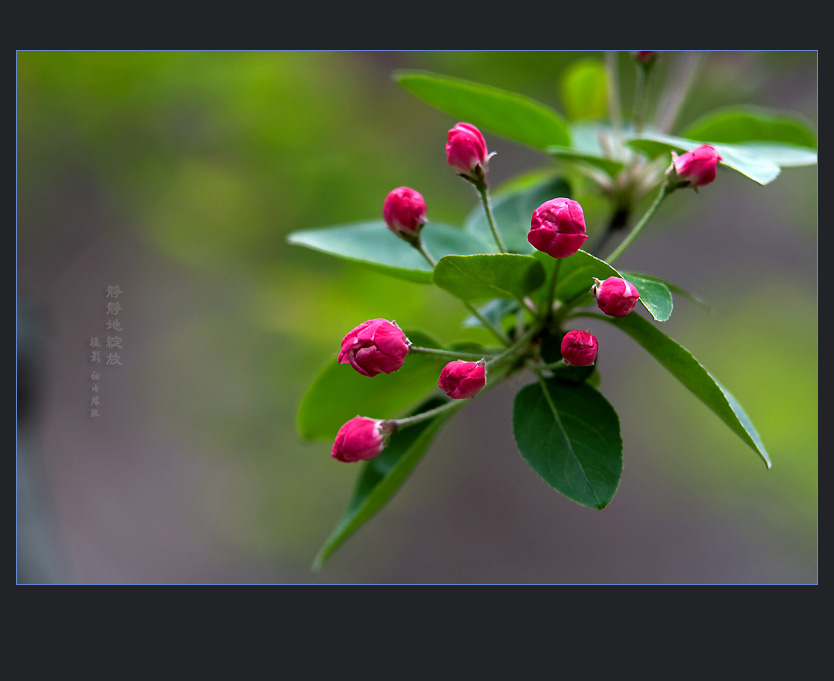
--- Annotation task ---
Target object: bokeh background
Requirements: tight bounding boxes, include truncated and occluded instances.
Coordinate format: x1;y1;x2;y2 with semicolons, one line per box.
17;51;817;584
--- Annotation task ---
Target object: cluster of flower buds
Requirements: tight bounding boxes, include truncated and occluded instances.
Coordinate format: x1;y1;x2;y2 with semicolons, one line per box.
330;121;655;462
334;317;487;461
666;144;722;189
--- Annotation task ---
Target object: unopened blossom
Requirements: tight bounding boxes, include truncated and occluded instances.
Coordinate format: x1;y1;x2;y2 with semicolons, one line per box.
331;416;387;462
438;360;486;399
593;276;640;317
383;187;427;242
561;330;599;367
668;145;722;188
528;198;588;258
338;318;410;377
446;122;492;185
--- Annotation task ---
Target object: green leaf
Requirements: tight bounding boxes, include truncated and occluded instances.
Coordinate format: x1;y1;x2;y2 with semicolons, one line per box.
433;253;546;302
595;312;771;468
626;132;784;185
313;397;459;571
680;106;817;148
621;271;673;322
513;377;622;509
464;175;571;254
394;69;571;150
287;220;492;284
560;58;608;121
297;330;447;441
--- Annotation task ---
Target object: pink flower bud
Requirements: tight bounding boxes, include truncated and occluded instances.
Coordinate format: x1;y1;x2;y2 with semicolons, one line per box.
338;318;410;377
561;330;599;367
528;198;588;259
331;416;387;462
633;51;660;64
446;122;491;183
383;187;427;241
438;360;486;399
668;145;722;188
592;276;640;317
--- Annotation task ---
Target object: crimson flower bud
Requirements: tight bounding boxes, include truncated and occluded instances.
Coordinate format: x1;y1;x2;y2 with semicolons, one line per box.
561;330;599;367
446;122;491;186
438;359;486;399
633;51;660;64
383;187;427;243
331;416;387;463
338;318;410;377
592;276;640;317
528;198;588;258
667;144;722;188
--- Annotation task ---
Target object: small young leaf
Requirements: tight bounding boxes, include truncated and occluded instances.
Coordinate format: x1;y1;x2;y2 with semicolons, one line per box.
297;330;447;441
594;312;771;468
313;397;460;571
433;253;546;302
464;175;572;254
287;220;492;284
513;377;622;509
394;70;571;150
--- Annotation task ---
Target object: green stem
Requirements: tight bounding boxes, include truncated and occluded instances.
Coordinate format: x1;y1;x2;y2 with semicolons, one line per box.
485;322;541;370
604;183;672;266
477;184;507;254
409;346;492;361
544;258;562;324
464;301;512;346
384;398;466;431
415;239;437;267
411;236;508;345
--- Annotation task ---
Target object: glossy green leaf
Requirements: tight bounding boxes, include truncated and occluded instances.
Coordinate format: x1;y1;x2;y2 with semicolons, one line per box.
621;271;673;322
731;142;818;168
625;132;784;185
297;330;447;441
433;253;546;302
287;220;491;284
513;377;622;509
560;58;608;121
464;175;571;254
394;70;571;150
313;397;460;571
681;106;817;148
594;312;771;468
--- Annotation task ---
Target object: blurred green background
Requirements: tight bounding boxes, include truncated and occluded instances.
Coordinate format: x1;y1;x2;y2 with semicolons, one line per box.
17;51;817;584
